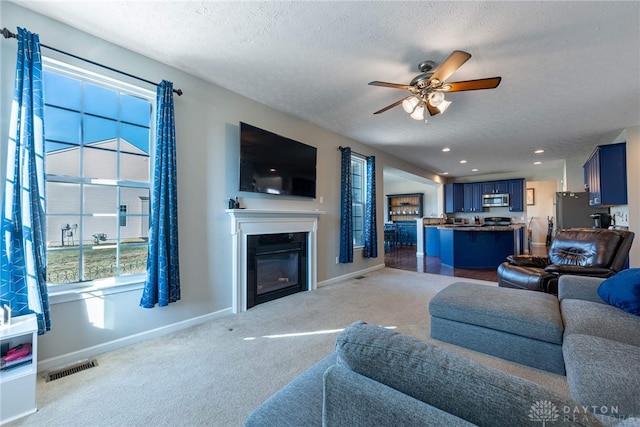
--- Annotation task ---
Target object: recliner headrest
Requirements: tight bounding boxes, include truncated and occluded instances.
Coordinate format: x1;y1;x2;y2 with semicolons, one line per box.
549;228;622;267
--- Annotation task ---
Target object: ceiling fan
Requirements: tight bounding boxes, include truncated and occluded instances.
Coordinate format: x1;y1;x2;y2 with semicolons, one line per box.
369;50;501;123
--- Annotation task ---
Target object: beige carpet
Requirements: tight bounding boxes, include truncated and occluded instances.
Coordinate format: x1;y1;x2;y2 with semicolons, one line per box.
8;268;568;427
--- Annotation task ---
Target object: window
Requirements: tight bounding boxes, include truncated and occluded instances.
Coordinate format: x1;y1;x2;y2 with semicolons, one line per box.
43;60;154;288
351;155;366;247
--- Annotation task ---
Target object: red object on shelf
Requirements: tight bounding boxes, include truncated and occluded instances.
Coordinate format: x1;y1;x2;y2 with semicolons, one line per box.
3;343;31;362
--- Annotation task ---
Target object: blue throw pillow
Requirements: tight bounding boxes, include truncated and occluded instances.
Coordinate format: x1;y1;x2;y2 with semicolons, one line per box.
597;269;640;315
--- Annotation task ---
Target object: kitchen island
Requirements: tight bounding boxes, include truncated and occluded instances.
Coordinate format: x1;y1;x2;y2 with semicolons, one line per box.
430;224;524;269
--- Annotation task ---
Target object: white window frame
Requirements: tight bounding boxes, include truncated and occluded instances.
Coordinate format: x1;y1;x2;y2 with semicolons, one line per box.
42;58;156;303
351;155;367;248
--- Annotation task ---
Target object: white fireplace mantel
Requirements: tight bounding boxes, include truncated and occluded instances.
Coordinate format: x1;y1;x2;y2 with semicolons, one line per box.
226;209;325;313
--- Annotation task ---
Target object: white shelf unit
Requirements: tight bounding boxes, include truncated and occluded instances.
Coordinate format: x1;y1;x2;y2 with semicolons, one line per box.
1;313;38;425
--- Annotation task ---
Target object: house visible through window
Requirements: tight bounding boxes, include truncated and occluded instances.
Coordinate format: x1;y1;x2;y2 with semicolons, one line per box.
351;155;366;247
43;60;153;287
119;205;128;227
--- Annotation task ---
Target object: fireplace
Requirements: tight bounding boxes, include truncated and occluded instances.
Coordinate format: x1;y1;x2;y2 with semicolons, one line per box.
226;209;324;313
247;233;307;308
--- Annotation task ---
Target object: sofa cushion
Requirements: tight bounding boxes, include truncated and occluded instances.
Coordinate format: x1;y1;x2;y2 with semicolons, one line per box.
561;299;640;347
323;365;474;426
430;317;565;374
597;268;640;315
430;282;564;344
244;353;336;427
558;275;606;304
564;334;640;418
335;321;601;426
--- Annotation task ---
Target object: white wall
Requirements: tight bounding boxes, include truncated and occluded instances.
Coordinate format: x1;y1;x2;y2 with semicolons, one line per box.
383;179;440;221
564;156;588;192
0;3;438;367
525;180;557;248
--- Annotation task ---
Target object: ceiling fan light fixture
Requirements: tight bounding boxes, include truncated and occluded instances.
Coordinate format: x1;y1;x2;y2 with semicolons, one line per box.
402;96;420;113
437;99;452;113
428;91;445;107
369;50;502;123
410;103;425;120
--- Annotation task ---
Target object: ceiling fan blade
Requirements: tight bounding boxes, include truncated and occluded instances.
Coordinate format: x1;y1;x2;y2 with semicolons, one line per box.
426;102;440;116
430;50;472;83
373;99;405;114
368;81;411;90
442;77;502;92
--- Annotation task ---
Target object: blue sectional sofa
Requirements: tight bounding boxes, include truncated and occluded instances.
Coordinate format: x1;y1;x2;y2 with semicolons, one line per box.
246;273;640;426
429;275;640;421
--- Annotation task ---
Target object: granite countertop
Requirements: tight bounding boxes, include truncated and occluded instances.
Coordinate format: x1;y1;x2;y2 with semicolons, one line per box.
436;224;524;231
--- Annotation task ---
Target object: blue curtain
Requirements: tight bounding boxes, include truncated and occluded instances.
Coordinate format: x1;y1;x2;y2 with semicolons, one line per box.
140;80;181;308
339;147;353;263
363;156;378;258
0;28;51;334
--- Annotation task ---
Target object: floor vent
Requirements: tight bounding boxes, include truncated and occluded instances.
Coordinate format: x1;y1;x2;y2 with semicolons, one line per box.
354;275;366;280
45;359;98;382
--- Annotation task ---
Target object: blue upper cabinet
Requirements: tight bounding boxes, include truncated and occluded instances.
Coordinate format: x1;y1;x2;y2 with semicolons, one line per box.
584;142;627;207
463;182;484;212
445;183;465;213
481;180;509;194
447;179;524;213
508;179;525;212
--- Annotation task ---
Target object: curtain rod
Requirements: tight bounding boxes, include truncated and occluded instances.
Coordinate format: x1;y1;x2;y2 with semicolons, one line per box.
2;27;183;96
338;146;369;158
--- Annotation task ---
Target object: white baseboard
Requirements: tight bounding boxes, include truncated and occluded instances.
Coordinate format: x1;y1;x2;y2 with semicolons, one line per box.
317;263;385;287
37;307;233;373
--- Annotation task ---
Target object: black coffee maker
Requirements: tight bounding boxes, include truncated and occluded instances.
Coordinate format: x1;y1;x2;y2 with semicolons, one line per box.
590;213;611;229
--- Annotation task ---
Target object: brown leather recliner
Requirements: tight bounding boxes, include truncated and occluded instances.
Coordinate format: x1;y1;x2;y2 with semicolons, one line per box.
498;228;635;294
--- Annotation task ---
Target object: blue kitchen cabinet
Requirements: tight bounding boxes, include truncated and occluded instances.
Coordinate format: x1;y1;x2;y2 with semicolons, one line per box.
463;182;484;212
482;180;509;194
508;179;525;212
425;226;440;256
449;179;525;213
445;183;465;213
395;220;417;246
439;228;517;268
583;142;627;206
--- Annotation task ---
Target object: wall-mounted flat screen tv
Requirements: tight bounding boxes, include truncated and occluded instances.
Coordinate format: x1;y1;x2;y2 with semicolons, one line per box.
239;122;317;198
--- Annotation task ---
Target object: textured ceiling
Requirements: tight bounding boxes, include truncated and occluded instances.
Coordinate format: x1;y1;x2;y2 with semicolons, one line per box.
11;1;640;179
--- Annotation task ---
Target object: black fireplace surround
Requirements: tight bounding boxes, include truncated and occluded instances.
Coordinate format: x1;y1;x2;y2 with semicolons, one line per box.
246;232;308;309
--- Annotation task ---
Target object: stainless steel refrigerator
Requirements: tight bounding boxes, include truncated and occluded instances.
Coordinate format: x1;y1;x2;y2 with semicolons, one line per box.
555;192;609;230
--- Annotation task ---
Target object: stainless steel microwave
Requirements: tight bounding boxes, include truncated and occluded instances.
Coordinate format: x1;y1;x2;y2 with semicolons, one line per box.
482;193;510;207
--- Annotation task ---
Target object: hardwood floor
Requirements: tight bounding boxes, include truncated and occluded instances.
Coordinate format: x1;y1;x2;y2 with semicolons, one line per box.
384;245;548;282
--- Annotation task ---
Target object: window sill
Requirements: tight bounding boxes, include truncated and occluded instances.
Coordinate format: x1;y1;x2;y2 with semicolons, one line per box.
48;275;145;305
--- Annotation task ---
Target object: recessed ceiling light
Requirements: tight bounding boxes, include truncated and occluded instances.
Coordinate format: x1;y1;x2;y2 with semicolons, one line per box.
442;147;451;152
534;149;544;154
534;161;542;165
460;160;467;164
472;168;478;172
442;172;449;175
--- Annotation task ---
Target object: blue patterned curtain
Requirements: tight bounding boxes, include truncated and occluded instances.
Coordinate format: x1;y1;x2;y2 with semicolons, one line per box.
140;80;181;308
339;147;353;263
0;28;51;334
363;156;378;258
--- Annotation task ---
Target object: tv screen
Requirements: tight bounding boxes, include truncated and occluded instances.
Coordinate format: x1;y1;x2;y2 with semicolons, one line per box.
239;122;317;198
